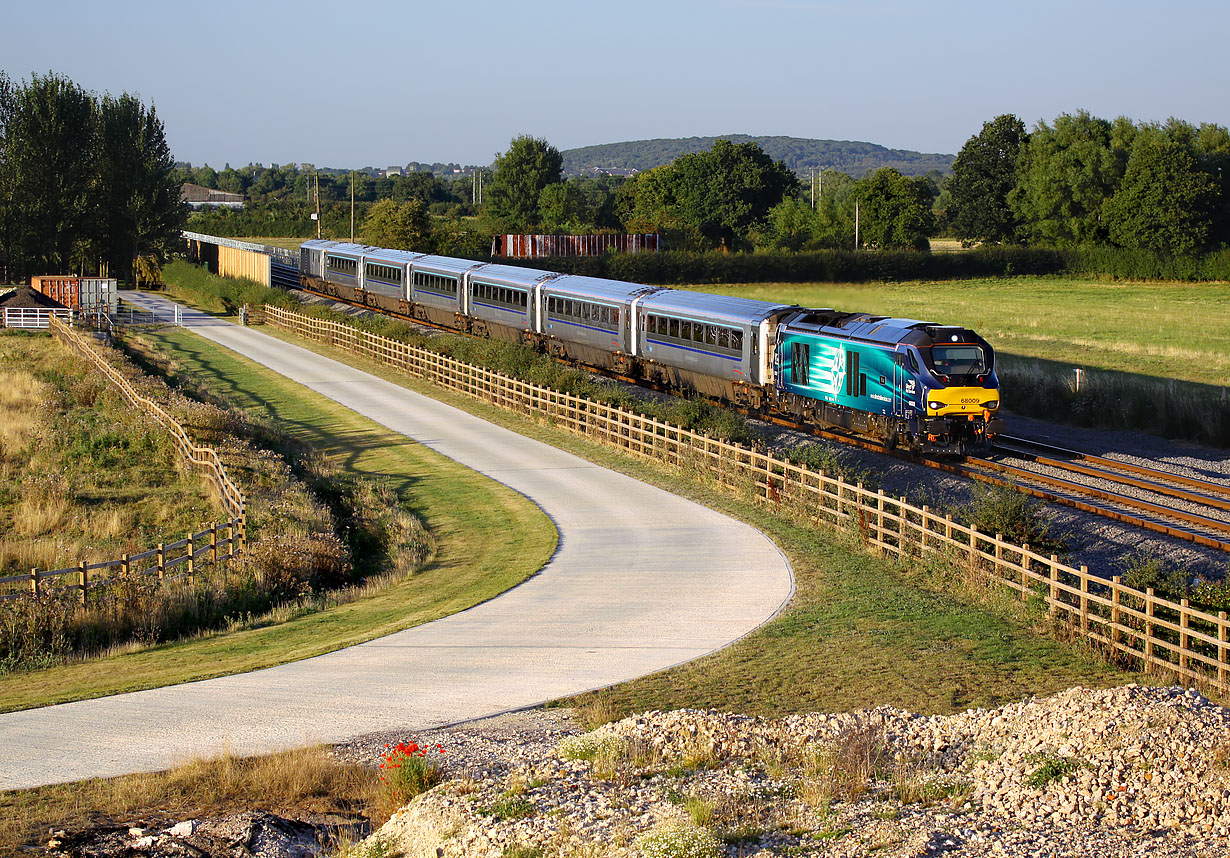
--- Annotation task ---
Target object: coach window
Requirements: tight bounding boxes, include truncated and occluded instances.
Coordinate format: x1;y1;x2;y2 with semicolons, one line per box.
730;330;743;353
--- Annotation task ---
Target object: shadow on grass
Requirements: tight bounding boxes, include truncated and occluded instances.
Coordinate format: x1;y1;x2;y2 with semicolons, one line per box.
998;351;1230;449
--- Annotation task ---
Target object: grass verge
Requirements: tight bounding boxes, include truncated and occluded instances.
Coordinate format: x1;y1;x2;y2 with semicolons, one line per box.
0;332;216;586
0;329;555;712
0;746;378;856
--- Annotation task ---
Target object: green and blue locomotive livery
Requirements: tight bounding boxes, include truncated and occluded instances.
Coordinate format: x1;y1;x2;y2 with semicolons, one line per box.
774;309;1002;453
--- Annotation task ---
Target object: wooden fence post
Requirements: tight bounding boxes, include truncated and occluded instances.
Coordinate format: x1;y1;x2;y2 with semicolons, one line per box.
187;532;195;585
921;505;929;555
157;543;165;581
238;510;247;554
79;561;88;605
898;495;908;555
227;520;235;559
1079;567;1089;632
210;525;218;565
122;552;130;577
1179;599;1190;674
1145;588;1156;662
1049;555;1059;614
1219;612;1228;689
1111;576;1122;649
876;490;885;554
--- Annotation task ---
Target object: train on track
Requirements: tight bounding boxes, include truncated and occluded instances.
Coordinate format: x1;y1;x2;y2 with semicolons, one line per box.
299;240;1003;453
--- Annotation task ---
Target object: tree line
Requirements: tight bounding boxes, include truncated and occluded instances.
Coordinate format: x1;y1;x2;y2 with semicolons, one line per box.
180;116;1230;263
946;112;1230;254
0;72;184;284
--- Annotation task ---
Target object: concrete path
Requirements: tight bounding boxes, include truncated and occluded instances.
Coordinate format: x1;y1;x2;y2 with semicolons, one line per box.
0;296;793;790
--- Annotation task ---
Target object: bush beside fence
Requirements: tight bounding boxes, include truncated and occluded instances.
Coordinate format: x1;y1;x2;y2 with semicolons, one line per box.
265;303;1230;695
0;320;246;603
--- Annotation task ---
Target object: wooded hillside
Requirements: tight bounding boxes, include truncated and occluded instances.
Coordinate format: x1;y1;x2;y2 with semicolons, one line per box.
561;134;954;177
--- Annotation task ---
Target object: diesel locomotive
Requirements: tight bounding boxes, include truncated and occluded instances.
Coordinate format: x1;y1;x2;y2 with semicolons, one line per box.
298;239;1002;453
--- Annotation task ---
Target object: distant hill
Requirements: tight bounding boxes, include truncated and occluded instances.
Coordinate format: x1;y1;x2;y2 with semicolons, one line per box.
561;135;954;178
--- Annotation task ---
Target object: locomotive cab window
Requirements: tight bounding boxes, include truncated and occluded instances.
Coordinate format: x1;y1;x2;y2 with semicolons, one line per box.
928;345;987;376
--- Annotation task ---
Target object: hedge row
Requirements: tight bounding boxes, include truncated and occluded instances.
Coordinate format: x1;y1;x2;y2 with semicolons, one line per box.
491;245;1230;285
1066;247;1230;281
497;247;1069;285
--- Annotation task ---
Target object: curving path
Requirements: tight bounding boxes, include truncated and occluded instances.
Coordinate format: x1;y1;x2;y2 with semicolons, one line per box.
0;296;793;790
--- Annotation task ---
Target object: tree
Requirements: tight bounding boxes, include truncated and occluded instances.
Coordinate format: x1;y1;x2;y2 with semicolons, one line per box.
484;135;563;231
755;194;854;251
947;114;1027;243
361;198;432;250
854;168;936;250
1008;111;1130;246
670;139;798;249
1104;133;1218;254
194;164;218;188
216;165;245;194
537;180;586;232
617;140;797;249
0;72;99;277
97;93;185;285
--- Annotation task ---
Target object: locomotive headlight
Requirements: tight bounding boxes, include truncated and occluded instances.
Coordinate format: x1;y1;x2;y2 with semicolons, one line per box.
927;400;943;410
981;400;999;410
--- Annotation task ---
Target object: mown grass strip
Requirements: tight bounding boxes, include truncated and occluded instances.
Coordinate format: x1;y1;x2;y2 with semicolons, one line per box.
249;315;1143;717
0;329;556;713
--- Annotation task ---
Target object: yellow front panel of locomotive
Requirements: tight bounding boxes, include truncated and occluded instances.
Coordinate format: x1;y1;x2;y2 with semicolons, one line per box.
925;386;1000;417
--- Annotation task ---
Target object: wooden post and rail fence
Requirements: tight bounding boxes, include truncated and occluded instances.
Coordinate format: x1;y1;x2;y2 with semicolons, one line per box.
0;319;246;604
262;304;1230;695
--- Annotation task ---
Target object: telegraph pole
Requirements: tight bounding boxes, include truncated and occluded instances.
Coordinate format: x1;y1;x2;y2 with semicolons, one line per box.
350;171;355;243
314;174;321;240
854;199;860;250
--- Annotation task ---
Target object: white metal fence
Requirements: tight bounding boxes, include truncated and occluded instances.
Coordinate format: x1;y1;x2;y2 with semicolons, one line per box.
3;307;75;329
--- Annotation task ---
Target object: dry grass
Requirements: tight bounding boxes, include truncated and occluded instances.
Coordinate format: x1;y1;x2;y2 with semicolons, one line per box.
0;745;382;854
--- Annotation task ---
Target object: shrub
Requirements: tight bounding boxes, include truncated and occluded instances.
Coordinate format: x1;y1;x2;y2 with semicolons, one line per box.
478;794;536;820
1119;548;1192;600
962;480;1059;549
634;822;722;858
1027;754;1082;789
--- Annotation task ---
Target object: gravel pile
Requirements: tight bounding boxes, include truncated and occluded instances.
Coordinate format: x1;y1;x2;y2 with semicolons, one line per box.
364;686;1230;857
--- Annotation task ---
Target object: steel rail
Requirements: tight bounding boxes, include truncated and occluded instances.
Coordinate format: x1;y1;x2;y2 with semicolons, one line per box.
997;434;1230;499
960;455;1230;552
993;439;1230;514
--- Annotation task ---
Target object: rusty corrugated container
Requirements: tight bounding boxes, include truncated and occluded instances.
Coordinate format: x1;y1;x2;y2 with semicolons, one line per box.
495;234;661;259
30;275;82;310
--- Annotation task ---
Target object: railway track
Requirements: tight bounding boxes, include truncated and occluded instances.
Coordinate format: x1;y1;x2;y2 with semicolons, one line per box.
961;435;1230;552
292;286;1230;554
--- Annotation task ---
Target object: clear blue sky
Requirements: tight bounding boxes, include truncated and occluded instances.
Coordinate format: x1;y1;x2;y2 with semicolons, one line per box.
3;0;1226;170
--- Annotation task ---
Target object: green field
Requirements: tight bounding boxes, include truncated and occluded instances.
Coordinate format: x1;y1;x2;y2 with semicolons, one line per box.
0;329;556;712
696;277;1230;388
